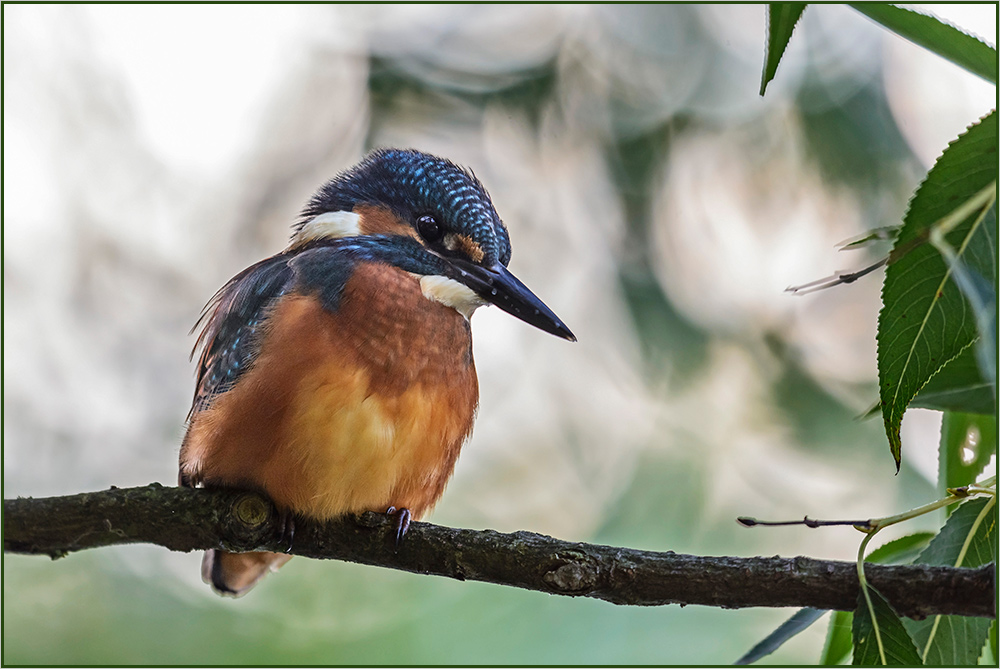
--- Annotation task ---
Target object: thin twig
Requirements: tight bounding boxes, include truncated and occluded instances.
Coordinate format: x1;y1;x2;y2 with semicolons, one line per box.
737;516;871;529
786;257;888;294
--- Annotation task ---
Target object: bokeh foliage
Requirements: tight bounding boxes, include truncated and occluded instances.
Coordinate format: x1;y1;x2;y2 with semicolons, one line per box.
3;4;995;665
745;4;996;665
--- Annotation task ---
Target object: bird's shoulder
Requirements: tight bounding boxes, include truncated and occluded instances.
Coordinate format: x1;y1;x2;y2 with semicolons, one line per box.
189;252;295;415
189;241;460;415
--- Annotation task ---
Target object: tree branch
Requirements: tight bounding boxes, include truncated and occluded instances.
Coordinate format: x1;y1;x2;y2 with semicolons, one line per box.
4;484;994;618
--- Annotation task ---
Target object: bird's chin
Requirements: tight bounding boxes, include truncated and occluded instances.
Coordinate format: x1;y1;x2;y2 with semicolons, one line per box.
418;275;487;320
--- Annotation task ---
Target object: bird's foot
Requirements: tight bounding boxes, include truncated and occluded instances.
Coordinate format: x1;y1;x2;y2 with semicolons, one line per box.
385;506;412;549
277;510;296;554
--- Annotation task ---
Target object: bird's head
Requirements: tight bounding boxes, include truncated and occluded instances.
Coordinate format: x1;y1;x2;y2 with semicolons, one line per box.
291;148;575;341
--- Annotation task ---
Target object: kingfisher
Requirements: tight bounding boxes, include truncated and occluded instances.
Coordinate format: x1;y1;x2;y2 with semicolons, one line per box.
179;148;575;596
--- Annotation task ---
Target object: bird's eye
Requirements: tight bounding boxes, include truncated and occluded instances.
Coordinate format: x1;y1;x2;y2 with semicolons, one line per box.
416;214;443;243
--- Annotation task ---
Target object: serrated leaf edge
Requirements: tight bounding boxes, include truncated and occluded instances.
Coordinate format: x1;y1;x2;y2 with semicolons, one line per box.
878;112;998;465
760;4;807;96
881;4;997;52
888;198;994;410
849;4;997;83
915;495;997;662
882;221;989;465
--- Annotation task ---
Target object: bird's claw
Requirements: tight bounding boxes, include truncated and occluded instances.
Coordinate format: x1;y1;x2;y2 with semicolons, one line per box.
385;506;411;549
277;510;296;553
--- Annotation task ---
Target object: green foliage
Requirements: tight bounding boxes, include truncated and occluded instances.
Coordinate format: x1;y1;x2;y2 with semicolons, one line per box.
903;497;998;665
817;533;937;666
939;412;997;497
865;532;938;565
822;610;853;665
934;204;998;387
908;495;997;577
911;346;995;415
744;533;936;665
876;111;998;469
990;621;998;664
848;4;998;84
817;498;994;666
757;4;997;665
760;4;806;95
735;608;825;665
852;586;922;666
838;496;997;667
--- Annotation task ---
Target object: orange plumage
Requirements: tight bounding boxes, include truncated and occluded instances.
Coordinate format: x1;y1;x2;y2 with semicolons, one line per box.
182;262;477;517
180;149;573;596
180;263;477;593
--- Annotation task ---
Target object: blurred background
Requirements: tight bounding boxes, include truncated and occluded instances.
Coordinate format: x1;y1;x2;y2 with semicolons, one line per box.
3;4;996;664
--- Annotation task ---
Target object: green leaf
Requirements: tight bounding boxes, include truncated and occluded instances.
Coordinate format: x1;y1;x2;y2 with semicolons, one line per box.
903;497;998;665
852;585;922;665
760;3;807;96
911;346;995;414
865;532;937;564
849;4;997;84
933;204;998;387
876;111;998;469
989;619;998;664
735;608;826;665
819;533;934;665
911;495;997;568
939;412;997;497
822;610;854;665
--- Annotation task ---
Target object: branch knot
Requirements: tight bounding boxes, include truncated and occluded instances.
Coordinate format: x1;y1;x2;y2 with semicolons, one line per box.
232;493;271;529
544;552;599;593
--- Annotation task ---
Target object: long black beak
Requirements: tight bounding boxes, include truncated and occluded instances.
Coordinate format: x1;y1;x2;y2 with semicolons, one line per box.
446;259;576;341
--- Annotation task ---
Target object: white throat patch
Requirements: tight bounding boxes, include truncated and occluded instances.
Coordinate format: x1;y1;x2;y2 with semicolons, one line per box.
292;211;361;246
419;275;486;320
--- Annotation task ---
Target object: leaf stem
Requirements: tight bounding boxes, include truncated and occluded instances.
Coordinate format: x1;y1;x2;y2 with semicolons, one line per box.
928;181;997;242
857;531;887;664
917;495;997;661
865;496;962;531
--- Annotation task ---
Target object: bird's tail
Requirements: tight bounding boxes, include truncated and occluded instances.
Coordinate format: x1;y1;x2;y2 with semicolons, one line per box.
202;550;293;597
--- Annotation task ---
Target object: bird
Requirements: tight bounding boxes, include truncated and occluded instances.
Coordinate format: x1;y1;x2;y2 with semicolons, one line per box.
179;148;575;596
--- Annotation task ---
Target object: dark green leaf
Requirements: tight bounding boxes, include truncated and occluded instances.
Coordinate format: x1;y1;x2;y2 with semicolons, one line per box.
939;412;997;497
865;532;937;565
911;495;997;568
849;4;997;84
760;4;807;96
904;497;998;665
735;608;825;665
820;533;933;664
937;205;997;386
822;610;853;665
911;346;995;414
877;111;998;468
852;585;922;665
989;619;998;664
909;615;994;667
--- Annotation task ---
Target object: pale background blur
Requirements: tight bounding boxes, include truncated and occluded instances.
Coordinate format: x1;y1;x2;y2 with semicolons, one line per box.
3;4;996;664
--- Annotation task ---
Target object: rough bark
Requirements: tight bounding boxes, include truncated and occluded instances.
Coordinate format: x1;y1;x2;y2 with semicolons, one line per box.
4;484;994;619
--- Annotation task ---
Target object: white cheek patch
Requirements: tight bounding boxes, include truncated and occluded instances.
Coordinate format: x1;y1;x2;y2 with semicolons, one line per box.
292;211;361;246
419;275;486;320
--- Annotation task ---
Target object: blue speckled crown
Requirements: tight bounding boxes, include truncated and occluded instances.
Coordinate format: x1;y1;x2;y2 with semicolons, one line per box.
300;148;512;267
